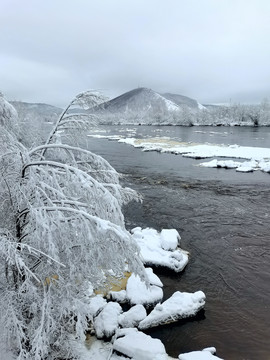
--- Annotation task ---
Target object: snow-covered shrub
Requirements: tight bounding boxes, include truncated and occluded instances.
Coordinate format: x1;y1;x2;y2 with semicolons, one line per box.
0;91;145;359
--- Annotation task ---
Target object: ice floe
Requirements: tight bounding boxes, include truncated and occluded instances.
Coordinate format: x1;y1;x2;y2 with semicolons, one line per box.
131;227;189;272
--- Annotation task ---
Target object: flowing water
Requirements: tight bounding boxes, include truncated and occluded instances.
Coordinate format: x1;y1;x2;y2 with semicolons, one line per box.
86;126;270;360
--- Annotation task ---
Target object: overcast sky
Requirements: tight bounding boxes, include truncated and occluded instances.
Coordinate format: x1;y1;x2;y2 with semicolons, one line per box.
1;0;270;106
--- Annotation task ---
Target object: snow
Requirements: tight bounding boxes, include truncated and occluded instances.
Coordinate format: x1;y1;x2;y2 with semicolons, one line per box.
88;294;107;317
109;267;163;305
113;328;168;360
178;347;223;360
117;137;270;173
126;272;163;305
110;289;128;303
154;91;181;112
118;304;147;328
131;227;189;272
160;229;180;251
139;290;206;330
145;267;163;287
259;159;270;173
94;302;122;338
197;102;207;110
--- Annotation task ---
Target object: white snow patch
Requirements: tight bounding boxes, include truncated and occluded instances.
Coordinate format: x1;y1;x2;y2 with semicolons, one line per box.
139;290;205;330
94;302;122;338
259;159;270;173
200;158;260;172
160;229;180;250
145;267;163;287
89;294;107;317
113;328;168;360
118;304;147;328
110;289;127;303
197;102;207;110
126;272;163;306
117;137;270;173
87;134;123;140
178;347;223;360
131;227;189;272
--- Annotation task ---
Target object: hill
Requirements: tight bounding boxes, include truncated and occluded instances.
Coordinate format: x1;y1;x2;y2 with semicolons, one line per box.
94;87;204;125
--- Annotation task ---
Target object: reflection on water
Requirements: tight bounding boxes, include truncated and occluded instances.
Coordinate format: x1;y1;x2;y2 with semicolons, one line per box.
85;126;270;360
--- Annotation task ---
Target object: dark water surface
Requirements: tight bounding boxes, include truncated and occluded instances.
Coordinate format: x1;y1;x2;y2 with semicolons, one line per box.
86;126;270;360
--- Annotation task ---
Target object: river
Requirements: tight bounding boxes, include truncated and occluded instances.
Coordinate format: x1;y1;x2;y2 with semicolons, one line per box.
85;125;270;360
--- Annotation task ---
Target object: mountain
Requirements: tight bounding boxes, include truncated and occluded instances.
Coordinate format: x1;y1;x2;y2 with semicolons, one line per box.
161;92;206;110
99;88;180;113
93;87;204;125
11;101;62;123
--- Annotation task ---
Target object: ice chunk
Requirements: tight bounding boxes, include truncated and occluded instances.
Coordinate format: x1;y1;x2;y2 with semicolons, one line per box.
139;290;206;329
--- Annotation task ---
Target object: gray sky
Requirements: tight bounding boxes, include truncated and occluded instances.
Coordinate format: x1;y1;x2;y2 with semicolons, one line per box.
1;0;270;106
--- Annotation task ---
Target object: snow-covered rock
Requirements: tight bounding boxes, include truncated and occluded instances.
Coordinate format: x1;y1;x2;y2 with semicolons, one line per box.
94;302;122;338
131;227;189;272
126;272;163;306
145;267;163;287
160;229;180;251
109;267;163;305
113;328;168;360
139;290;206;330
178;347;223;360
89;295;107;317
110;289;127;303
118;304;147;328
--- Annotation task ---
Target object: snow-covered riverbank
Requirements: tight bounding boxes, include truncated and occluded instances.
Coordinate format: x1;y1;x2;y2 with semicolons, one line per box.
75;228;223;360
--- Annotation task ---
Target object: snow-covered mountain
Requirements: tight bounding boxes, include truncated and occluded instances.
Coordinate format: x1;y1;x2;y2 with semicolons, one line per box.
93;87;205;125
11;101;62;123
99;87;201;113
161;92;206;110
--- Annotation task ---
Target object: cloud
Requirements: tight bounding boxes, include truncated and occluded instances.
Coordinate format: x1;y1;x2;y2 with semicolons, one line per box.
1;0;270;105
